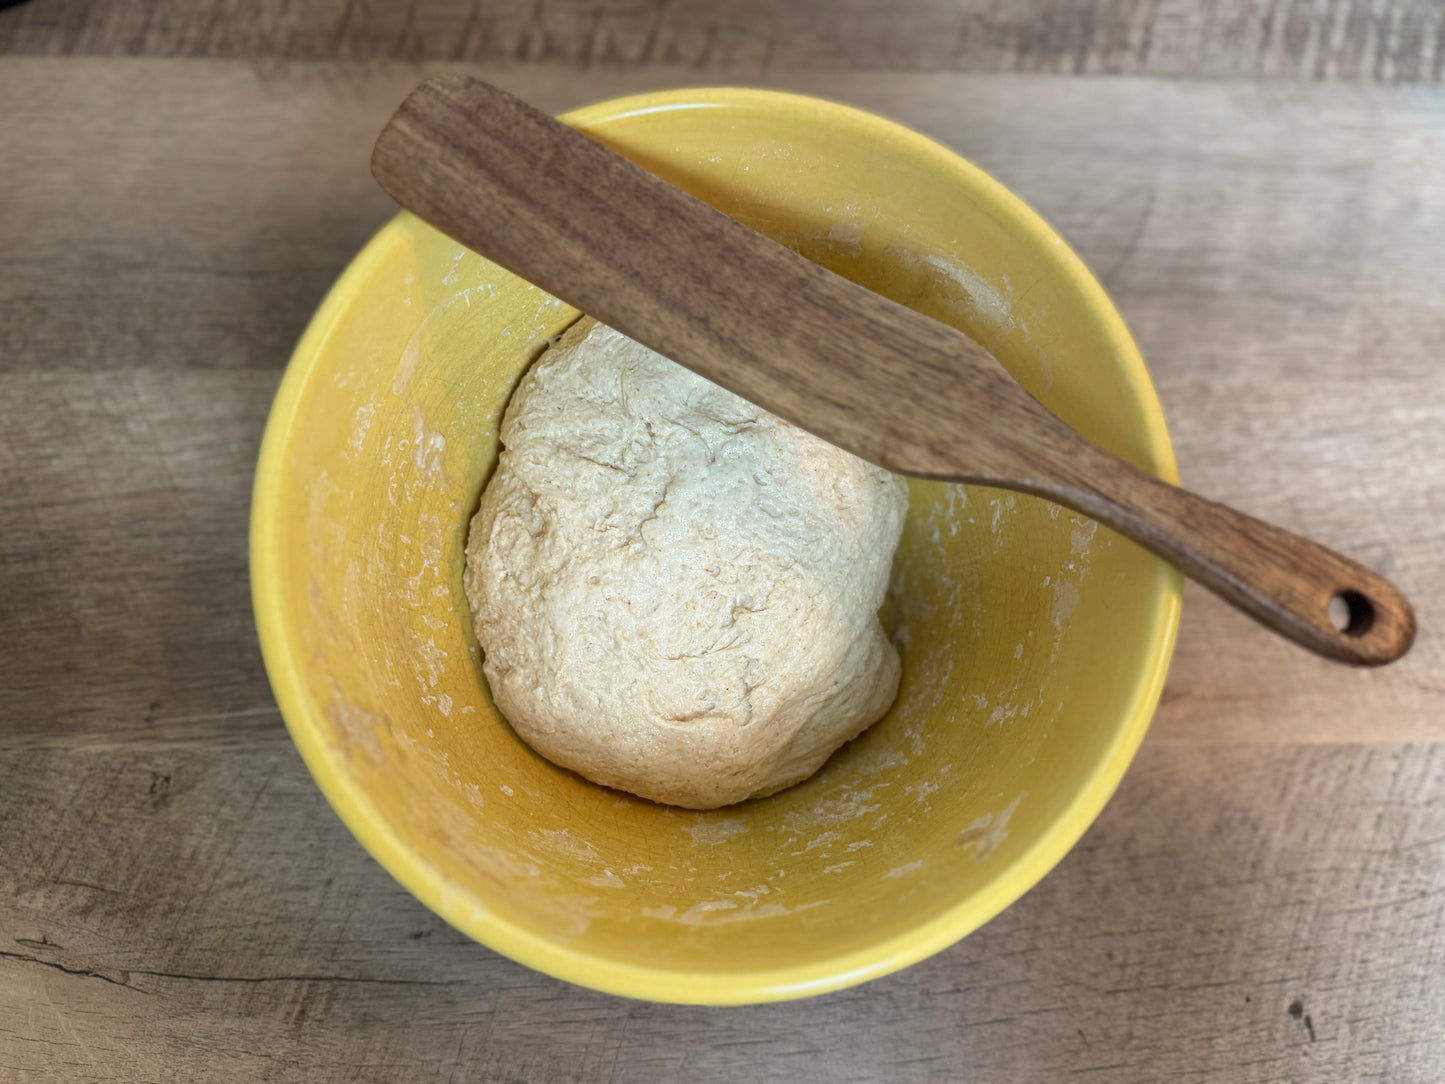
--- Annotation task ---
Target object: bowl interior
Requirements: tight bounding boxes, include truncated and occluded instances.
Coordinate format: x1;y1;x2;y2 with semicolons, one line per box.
252;88;1180;1003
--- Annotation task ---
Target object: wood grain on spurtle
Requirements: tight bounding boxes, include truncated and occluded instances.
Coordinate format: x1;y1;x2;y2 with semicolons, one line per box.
371;75;1415;666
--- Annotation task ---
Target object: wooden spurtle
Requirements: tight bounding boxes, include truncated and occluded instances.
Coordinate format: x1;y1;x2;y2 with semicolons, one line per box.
371;76;1415;666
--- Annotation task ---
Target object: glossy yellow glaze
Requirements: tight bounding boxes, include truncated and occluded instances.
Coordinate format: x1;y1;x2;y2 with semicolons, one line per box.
250;88;1181;1004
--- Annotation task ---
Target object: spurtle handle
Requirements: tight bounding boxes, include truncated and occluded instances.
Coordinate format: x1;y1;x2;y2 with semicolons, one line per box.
1022;431;1415;666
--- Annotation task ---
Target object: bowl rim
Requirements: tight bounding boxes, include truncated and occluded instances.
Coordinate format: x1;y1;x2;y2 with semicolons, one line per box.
250;85;1183;1005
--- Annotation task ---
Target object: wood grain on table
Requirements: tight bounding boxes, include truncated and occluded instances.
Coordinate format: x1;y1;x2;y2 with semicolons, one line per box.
1;2;1442;1081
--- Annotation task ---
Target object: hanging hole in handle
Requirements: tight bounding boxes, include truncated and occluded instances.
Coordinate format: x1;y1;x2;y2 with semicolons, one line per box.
1328;590;1375;637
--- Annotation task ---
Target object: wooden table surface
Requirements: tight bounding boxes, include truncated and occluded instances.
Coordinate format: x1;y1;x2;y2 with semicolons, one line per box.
2;2;1442;1080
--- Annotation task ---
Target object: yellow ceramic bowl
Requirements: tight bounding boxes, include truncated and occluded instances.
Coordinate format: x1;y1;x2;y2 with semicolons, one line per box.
251;88;1181;1004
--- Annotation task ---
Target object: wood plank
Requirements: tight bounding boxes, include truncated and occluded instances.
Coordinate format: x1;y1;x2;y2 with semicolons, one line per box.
2;58;1441;747
5;60;1442;388
0;742;1440;1080
5;61;1443;385
0;369;282;749
2;0;1444;83
2;375;1433;751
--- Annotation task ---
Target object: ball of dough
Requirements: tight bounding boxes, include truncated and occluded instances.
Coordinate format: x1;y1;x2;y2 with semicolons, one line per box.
464;318;908;809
